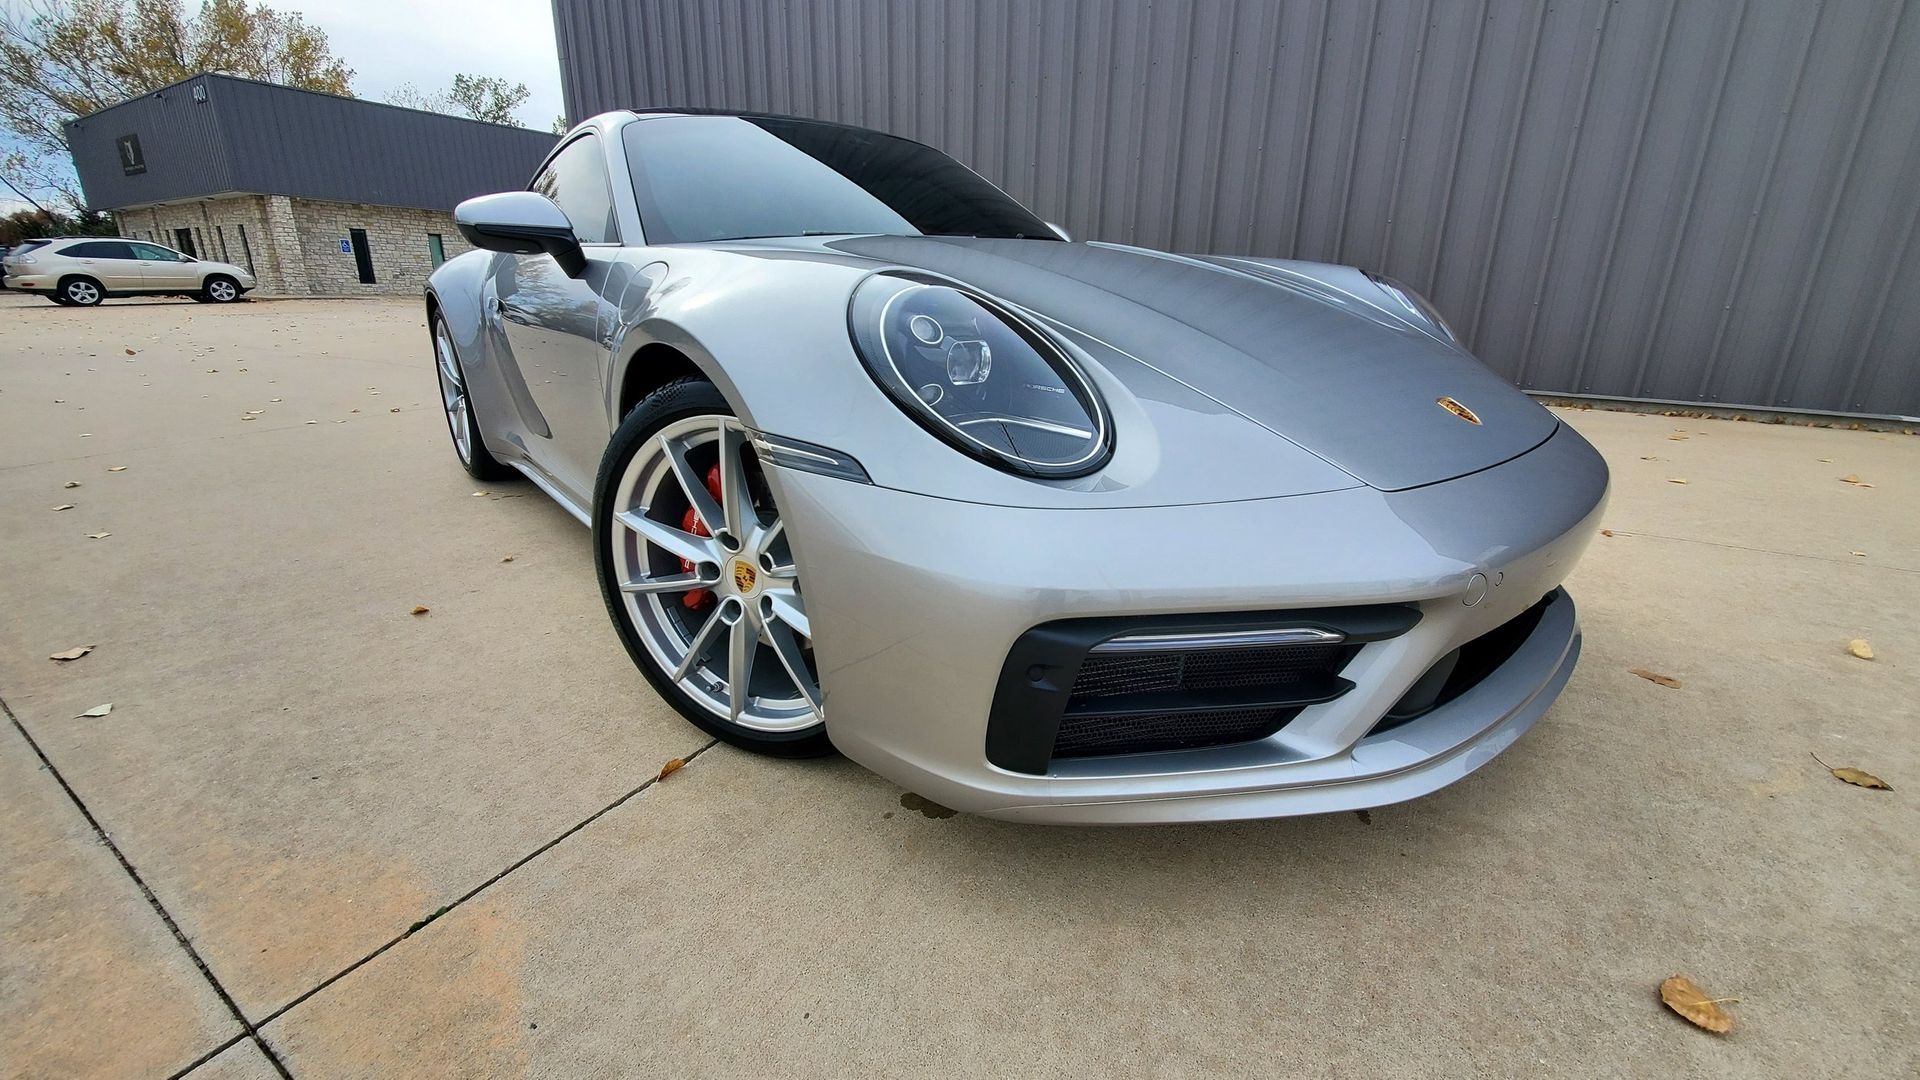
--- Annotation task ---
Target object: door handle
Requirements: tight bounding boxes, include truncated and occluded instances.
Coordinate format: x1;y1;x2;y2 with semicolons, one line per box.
498;301;534;325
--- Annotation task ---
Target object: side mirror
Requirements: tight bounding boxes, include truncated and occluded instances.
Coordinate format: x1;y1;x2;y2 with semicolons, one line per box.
1046;221;1072;242
455;191;587;278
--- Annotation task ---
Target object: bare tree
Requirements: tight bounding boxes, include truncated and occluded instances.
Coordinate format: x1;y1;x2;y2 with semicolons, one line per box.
386;73;531;127
0;0;352;206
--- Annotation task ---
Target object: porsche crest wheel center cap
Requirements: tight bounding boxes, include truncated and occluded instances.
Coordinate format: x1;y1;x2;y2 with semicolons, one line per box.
730;558;759;594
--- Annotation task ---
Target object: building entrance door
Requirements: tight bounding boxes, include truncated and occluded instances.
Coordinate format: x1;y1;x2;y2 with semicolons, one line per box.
173;228;196;257
349;228;375;284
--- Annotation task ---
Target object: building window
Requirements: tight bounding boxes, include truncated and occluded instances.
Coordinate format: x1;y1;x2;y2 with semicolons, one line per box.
215;224;230;263
427;233;446;268
173;228;196;257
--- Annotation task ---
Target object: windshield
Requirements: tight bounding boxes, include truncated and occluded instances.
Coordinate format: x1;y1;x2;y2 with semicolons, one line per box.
621;115;1058;245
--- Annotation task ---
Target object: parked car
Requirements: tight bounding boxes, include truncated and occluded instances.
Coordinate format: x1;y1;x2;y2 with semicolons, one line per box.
425;110;1609;823
1;237;255;305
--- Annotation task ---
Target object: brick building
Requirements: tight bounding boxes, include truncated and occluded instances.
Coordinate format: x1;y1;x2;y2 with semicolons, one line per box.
65;74;558;296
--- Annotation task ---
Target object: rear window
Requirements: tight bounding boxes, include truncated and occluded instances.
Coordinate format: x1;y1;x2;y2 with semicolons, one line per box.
61;241;137;259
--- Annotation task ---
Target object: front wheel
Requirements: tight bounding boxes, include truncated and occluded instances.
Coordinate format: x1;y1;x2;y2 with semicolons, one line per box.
594;377;830;757
201;275;241;303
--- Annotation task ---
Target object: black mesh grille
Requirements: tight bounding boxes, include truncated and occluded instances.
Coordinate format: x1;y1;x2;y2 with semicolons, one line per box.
1054;706;1297;758
1071;642;1345;700
1052;641;1351;759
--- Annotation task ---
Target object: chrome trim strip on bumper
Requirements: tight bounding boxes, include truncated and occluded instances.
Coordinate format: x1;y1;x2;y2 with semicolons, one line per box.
1088;627;1346;654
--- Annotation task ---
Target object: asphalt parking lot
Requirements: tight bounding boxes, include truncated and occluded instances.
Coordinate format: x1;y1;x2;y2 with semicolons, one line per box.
1;292;1915;1078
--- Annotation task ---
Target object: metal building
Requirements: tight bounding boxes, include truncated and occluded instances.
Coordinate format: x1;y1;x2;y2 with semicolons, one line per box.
67;74;558;295
553;0;1920;419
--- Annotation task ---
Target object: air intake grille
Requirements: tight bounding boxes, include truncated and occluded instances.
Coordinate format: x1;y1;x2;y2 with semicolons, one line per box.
1051;641;1351;759
1054;706;1296;758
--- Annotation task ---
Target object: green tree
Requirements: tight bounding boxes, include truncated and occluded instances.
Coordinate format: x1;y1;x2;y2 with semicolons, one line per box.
387;72;531;127
0;0;352;206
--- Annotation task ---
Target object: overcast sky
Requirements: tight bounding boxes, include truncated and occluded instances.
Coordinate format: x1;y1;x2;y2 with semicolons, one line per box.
2;0;565;214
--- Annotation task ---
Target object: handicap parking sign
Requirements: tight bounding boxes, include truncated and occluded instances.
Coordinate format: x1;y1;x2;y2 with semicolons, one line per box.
339;238;352;253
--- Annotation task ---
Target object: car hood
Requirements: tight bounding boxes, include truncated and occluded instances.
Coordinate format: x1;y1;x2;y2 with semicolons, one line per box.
818;236;1557;491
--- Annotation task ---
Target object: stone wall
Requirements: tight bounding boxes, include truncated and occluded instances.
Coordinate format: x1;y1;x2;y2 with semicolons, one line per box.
288;199;472;296
117;195;472;296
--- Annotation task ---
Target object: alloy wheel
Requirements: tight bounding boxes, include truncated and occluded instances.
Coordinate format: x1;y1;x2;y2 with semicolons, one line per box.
434;322;472;464
208;279;238;302
608;413;820;732
65;280;100;305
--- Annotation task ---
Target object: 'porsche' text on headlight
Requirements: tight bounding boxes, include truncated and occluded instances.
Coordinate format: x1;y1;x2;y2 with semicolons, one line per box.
849;273;1111;478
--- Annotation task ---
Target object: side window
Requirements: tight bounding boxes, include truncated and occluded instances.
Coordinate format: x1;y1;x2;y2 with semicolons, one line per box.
530;134;619;244
66;241;136;259
130;242;180;261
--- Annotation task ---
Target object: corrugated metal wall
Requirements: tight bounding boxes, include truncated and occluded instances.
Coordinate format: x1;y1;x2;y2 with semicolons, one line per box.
68;75;558;214
554;0;1920;418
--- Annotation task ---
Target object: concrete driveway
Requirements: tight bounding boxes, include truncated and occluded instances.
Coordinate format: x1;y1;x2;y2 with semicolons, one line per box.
1;293;1915;1078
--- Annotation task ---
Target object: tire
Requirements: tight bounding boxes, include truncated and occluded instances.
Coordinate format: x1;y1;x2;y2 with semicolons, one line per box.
202;275;241;303
431;315;511;480
58;277;103;306
594;377;832;757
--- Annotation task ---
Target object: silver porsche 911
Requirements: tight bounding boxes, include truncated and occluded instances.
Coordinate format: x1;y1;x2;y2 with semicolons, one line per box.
427;109;1609;823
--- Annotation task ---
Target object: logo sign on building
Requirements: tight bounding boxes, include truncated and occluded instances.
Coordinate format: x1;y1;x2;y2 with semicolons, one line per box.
339;238;352;254
116;134;145;175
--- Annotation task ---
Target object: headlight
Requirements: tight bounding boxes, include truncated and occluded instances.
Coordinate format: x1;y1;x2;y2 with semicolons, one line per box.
848;273;1111;478
1366;273;1457;343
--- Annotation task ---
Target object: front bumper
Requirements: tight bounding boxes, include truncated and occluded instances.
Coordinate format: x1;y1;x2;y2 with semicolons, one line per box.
770;423;1608;823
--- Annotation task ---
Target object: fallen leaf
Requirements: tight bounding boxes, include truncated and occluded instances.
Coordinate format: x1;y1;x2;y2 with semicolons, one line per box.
78;432;92;437
74;703;113;718
1850;550;1866;557
1639;455;1659;460
1667;478;1688;485
472;491;489;497
107;466;127;472
1812;753;1890;790
1667;433;1688;441
305;420;317;425
51;503;74;511
410;605;430;616
657;757;686;780
123;348;136;355
1630;668;1682;689
1847;639;1873;660
1659;976;1735;1034
1839;474;1865;485
64;481;80;489
240;415;256;421
501;555;515;563
1601;529;1614;537
86;532;110;539
1819;457;1833;463
53;398;65;403
49;644;95;661
270;397;282;402
389;407;400;413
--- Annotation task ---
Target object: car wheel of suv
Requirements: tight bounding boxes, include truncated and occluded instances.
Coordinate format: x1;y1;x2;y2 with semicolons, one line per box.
202;275;241;303
59;277;102;306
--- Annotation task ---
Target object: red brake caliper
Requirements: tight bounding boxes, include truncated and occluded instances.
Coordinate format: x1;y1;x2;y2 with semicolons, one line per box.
678;463;725;610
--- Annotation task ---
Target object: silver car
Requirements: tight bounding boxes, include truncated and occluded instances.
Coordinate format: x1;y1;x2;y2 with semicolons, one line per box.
3;237;255;305
426;110;1608;823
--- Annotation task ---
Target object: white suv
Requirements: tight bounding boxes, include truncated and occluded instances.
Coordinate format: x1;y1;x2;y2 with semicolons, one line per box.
2;238;256;306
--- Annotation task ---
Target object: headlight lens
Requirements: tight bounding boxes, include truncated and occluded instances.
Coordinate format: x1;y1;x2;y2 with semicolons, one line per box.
849;274;1111;478
1366;273;1457;343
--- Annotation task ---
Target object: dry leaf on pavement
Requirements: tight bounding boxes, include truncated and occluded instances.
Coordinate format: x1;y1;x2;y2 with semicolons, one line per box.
107;466;126;472
1629;668;1682;689
1601;529;1614;537
1667;433;1688;441
1847;639;1874;660
658;757;687;780
49;645;95;661
410;605;430;616
1659;976;1735;1034
1850;550;1866;557
501;555;515;563
74;703;113;718
1667;478;1688;485
64;481;80;488
1811;753;1890;790
51;503;74;511
86;532;110;539
123;348;136;355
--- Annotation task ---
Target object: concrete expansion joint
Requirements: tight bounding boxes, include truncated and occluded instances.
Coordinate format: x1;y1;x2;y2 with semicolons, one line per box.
248;738;723;1032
